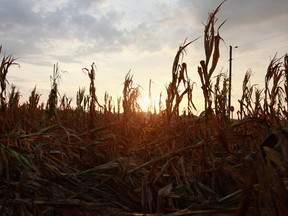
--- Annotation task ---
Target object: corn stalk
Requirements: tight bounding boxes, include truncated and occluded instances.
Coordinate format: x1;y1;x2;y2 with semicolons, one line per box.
122;72;141;119
264;55;284;125
83;63;103;121
198;1;226;116
28;86;41;110
59;94;72;110
8;85;20;111
197;1;226;160
0;45;18;111
214;73;229;123
46;63;64;117
104;91;113;114
238;69;255;119
166;39;197;123
283;54;288;110
76;87;86;111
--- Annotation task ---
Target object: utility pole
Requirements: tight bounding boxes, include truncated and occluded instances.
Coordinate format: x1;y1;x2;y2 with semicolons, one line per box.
228;45;237;119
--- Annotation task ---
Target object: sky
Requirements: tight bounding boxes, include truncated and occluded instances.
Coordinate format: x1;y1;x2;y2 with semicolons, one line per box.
1;0;288;114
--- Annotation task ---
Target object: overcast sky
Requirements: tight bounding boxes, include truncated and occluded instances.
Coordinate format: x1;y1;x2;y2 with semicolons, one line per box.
1;0;288;113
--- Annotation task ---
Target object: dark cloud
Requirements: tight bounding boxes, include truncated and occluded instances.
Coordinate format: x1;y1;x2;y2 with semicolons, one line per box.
0;0;129;62
224;0;288;24
170;0;288;57
177;0;288;30
0;0;41;25
0;0;45;56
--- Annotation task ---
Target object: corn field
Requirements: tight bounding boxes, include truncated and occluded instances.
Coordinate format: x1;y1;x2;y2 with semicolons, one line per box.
0;2;287;216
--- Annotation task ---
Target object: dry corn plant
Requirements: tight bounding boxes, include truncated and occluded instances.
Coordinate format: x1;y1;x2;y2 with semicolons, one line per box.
122;71;141;119
264;55;285;127
233;70;269;154
24;86;44;130
4;88;43;134
238;69;257;119
158;92;163;113
83;94;90;111
76;87;85;111
8;85;20;112
104;91;113;114
197;0;226;117
46;63;65;117
233;95;269;156
253;87;264;117
0;45;19;111
28;86;41;110
117;96;121;118
187;79;197;116
1;85;21;131
195;1;227;163
282;54;288;120
284;54;288;106
27;86;42;117
237;69;265;119
214;72;229;123
59;94;72;110
82;62;103;123
165;39;198;124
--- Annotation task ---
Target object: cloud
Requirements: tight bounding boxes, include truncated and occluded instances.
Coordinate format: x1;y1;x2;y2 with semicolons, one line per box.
1;0;287;68
224;0;288;24
0;0;130;63
116;1;200;53
177;0;288;25
0;0;45;55
0;0;210;62
172;0;288;56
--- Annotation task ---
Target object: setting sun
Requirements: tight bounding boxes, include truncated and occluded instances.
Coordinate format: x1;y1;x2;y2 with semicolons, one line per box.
137;95;159;112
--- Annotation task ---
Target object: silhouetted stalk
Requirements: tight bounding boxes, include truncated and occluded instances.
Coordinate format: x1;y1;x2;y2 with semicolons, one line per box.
59;94;72;110
197;1;226;160
187;79;197;116
83;63;103;122
284;54;288;108
198;1;226;116
117;96;121;119
83;95;90;112
29;86;41;110
264;56;283;119
104;91;113;114
159;92;163;113
148;79;152;113
253;88;263;117
166;39;197;124
0;45;18;111
238;69;254;119
76;87;86;111
46;63;65;117
264;56;277;115
8;85;20;111
27;86;42;122
214;73;228;123
122;72;141;120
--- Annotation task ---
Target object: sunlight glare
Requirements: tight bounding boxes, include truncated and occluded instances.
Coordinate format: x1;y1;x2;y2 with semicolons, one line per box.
137;95;159;112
